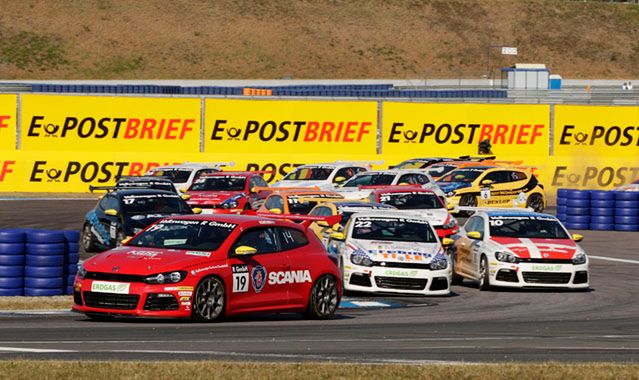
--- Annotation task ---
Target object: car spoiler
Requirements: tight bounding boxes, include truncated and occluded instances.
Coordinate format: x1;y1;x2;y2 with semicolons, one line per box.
255;213;342;229
89;185;116;192
182;161;235;168
458;155;496;161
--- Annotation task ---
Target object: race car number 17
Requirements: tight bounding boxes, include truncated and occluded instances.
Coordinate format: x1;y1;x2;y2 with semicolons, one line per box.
232;264;249;293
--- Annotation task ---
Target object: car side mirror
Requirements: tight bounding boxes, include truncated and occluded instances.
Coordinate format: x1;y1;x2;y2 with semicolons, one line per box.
572;233;583;242
121;236;132;245
235;246;257;255
104;209;118;216
480;179;493;186
250;187;257;193
398;182;410;186
181;194;191;200
334;176;346;184
447;202;455;211
332;223;342;231
316;221;330;227
441;238;454;246
270;208;282;215
192;208;202;214
330;232;346;241
180;187;188;193
467;231;482;240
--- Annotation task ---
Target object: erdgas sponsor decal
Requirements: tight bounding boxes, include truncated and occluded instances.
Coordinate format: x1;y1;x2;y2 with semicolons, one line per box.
268;270;312;285
91;281;130;294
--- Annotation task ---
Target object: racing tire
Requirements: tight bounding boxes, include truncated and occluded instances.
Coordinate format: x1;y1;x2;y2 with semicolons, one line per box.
565;198;590;208
0;243;25;255
81;224;98;253
25;277;63;289
590;190;614;201
67;243;80;254
305;274;339;320
85;313;115;321
614;200;639;209
478;255;491;291
67;263;78;274
590;207;615;216
556;205;567;215
615;208;639;217
24;288;63;296
458;194;478;216
26;231;65;244
613;191;639;201
0;266;24;277
614;224;639;232
566;207;590;216
66;286;74;295
614;215;639;225
25;266;64;278
27;243;66;256
192;276;226;322
590;215;614;224
0;277;24;288
556;197;566;206
565;190;590;200
66;274;76;285
62;230;81;243
25;254;64;267
565;215;590;224
563;222;590;230
526;193;545;213
0;288;24;296
0;229;26;243
66;253;80;265
556;188;571;199
0;255;25;266
589;223;615;231
556;214;566;222
590;200;615;208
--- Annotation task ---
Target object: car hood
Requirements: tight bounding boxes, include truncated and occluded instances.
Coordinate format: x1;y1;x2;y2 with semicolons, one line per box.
393;208;449;225
83;246;220;275
349;239;442;263
436;182;472;194
187;191;244;205
272;180;332;189
489;237;578;259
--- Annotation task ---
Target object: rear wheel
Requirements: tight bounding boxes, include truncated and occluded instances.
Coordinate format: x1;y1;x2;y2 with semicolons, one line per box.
478;255;491;291
81;223;97;253
192;276;225;322
526;193;545;213
459;195;478;216
305;274;339;320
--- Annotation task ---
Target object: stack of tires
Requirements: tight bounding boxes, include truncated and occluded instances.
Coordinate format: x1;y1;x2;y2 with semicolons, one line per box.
0;229;27;296
589;190;616;231
556;189;639;231
63;231;80;295
556;189;569;222
25;231;67;296
561;189;591;230
614;192;639;232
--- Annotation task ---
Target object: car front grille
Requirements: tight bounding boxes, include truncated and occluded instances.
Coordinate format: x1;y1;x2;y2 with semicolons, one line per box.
374;276;428;290
83;291;140;310
496;269;518;282
85;272;146;283
519;258;573;264
143;294;179;311
348;273;372;287
522;272;571;284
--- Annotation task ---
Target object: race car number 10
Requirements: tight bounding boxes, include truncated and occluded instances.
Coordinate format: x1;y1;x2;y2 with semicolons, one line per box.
232;264;249;293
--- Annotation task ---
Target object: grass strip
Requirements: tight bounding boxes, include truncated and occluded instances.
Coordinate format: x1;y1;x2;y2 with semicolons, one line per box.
0;296;72;311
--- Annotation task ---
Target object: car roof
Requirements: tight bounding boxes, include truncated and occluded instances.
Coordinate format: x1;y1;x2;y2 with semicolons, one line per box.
484;210;556;219
161;213;303;228
111;189;180;197
349;210;430;220
271;189;342;196
333;201;393;208
199;172;254;177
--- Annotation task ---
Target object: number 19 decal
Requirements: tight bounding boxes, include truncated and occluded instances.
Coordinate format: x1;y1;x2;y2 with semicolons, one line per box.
232;264;249;293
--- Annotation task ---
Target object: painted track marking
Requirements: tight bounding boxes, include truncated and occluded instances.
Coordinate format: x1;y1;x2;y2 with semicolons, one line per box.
589;255;639;265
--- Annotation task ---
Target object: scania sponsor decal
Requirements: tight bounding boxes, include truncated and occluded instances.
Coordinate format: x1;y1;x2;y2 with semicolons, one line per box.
268;270;312;285
552;165;639;187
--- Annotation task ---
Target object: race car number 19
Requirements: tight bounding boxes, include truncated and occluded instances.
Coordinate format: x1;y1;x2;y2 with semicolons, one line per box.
232;264;249;293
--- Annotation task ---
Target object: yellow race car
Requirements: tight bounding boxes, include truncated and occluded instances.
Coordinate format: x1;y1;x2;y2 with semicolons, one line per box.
436;166;546;213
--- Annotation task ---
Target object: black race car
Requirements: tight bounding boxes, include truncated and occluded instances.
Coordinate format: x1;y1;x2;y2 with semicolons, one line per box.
81;189;194;253
89;176;178;193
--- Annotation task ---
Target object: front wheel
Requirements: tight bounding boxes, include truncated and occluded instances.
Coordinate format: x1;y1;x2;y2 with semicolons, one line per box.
305;274;339;320
526;193;545;213
114;229;126;248
192;276;226;322
478;255;491;291
459;194;478;216
81;223;97;253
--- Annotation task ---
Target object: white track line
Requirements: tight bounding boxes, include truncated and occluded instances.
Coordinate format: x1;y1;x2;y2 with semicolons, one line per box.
0;347;76;353
589;255;639;265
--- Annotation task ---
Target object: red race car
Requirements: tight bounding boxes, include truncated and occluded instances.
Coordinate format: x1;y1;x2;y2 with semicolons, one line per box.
72;214;341;322
185;172;271;213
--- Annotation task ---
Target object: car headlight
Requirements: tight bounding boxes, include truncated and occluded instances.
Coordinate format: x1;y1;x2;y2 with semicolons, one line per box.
77;263;87;279
572;253;587;265
443;218;458;229
430;254;448;270
220;194;243;209
495;251;520;263
144;271;187;284
446;191;455;197
350;249;373;267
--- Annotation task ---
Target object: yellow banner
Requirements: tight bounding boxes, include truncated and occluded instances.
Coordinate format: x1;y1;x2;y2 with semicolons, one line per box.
0;95;17;151
382;103;550;157
204;99;378;155
553;105;639;157
20;95;201;152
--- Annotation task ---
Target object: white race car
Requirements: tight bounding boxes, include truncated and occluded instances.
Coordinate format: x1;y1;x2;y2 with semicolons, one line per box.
145;162;233;193
271;161;375;190
326;211;453;295
452;209;589;290
337;169;445;200
613;179;639;192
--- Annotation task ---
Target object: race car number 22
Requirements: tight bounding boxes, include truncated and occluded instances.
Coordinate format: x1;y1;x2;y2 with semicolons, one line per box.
232;264;249;293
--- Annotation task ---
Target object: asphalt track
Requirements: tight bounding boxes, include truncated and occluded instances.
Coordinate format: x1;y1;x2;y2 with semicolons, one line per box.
0;199;638;363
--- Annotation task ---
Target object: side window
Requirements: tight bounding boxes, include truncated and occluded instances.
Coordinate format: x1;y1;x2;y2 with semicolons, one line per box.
508;171;527;182
333;167;360;183
310;206;331;216
483;171;509;184
354;167;367;175
250;176;268;189
265;195;284;211
465;216;480;232
276;227;309;251
231;228;279;254
98;196;109;210
398;174;416;184
104;196;120;211
194;169;216;181
415;174;430;184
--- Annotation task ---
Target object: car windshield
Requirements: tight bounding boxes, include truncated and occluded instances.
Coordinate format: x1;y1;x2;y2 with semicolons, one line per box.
190;176;246;191
338;205;395;225
287;194;342;215
128;219;237;250
489;216;570;239
395;161;427;169
438;169;484;183
149;169;192;183
428;165;456;178
283;167;333;181
351;217;437;243
121;194;191;215
342;174;395;187
379;192;443;210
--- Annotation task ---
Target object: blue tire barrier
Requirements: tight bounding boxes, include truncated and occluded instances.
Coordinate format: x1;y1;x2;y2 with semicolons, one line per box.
590;223;616;231
62;230;80;243
590;190;615;201
557;188;571;199
26;231;66;244
0;266;24;277
590;215;615;224
67;243;80;253
25;254;64;267
0;229;26;243
0;277;24;288
590;207;615;216
557;197;567;206
25;266;64;278
613;191;639;201
0;255;25;266
0;243;25;255
615;208;639;217
590;199;615;208
614;215;639;224
26;243;66;256
0;288;24;296
566;207;590;216
614;224;639;232
566;198;590;208
66;286;74;295
565;189;591;200
24;277;63;289
24;288;63;296
67;263;78;274
556;214;566;221
563;222;590;230
556;205;567;214
566;215;590;224
67;253;80;264
66;274;76;285
614;200;639;209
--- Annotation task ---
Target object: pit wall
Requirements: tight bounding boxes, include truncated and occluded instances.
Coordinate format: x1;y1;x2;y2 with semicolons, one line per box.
1;94;638;205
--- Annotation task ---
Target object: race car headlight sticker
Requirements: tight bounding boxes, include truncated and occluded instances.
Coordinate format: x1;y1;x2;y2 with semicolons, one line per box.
443;218;458;229
350;249;373;267
446;191;455;197
430;254;448;270
572;253;587;265
221;194;244;209
145;271;187;284
77;264;87;279
495;252;520;263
